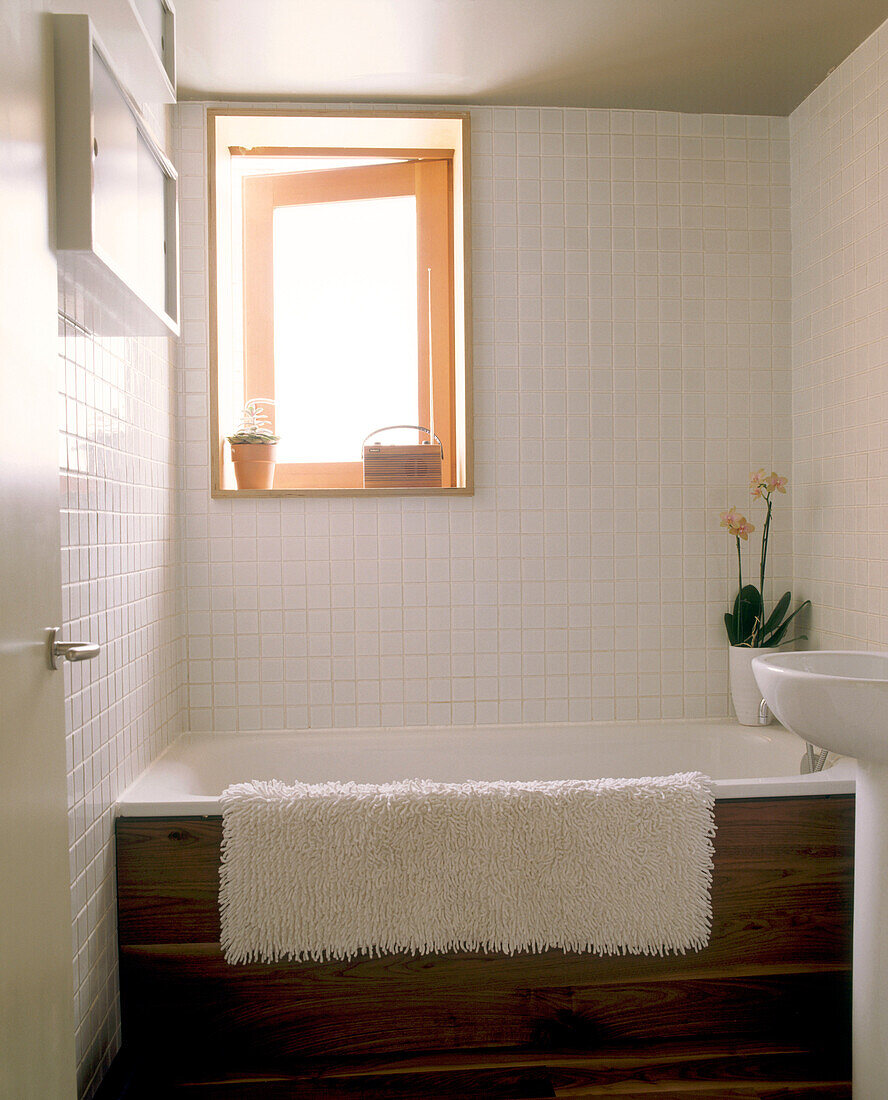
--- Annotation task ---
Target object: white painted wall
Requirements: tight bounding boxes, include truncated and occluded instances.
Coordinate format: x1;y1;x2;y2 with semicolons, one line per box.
791;17;888;650
175;101;793;731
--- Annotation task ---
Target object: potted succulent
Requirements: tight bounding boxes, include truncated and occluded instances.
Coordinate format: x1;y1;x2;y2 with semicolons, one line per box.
720;470;811;725
227;399;279;490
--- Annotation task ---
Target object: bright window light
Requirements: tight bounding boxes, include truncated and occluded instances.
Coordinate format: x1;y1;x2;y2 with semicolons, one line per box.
272;195;418;464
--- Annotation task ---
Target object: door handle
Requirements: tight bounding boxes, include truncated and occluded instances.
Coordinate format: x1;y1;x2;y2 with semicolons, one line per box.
48;627;100;670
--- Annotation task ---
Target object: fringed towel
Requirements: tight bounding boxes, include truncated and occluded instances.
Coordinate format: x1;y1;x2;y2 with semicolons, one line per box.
219;773;715;964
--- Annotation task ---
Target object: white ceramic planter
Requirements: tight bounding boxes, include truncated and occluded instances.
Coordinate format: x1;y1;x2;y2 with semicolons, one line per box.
729;645;775;726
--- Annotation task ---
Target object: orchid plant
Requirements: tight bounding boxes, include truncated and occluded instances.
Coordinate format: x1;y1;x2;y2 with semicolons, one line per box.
721;469;810;648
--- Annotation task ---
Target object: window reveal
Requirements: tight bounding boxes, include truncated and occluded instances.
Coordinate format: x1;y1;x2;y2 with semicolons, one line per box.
241;157;455;489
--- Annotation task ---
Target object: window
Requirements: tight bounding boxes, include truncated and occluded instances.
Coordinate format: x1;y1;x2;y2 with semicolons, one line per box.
208;112;472;495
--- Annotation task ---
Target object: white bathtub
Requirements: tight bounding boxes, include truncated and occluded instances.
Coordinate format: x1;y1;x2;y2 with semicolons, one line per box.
116;719;855;816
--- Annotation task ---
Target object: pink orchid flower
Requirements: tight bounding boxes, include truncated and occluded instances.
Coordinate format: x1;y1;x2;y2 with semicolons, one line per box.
764;472;787;494
749;468;767;499
720;507;755;540
750;469;788;499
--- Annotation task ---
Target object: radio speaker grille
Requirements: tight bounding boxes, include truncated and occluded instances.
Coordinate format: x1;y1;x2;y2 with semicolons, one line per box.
363;444;443;488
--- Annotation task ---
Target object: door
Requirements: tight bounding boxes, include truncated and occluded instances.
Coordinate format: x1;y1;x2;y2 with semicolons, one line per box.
0;1;77;1096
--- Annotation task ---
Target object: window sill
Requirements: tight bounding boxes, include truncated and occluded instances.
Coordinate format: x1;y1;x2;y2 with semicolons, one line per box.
211;486;474;499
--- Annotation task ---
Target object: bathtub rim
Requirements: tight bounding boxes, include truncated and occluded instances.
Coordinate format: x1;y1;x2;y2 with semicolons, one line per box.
115;719;857;816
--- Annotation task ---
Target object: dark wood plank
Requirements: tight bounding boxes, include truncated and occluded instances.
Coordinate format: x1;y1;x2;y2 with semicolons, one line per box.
108;1041;852;1099
117;817;223;943
153;1068;556;1098
235;1039;839;1077
115;796;854;1087
119;947;849;1063
542;1046;849;1094
143;1076;849;1100
116;797;854;963
553;1089;851;1098
127;1079;853;1100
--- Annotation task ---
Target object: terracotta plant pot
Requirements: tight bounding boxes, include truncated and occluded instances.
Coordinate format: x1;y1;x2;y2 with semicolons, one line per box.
230;442;277;490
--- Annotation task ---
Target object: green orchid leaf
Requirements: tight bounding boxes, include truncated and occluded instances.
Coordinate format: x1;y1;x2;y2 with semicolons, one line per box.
762;600;811;647
732;585;763;619
724;611;737;645
732;585;763;646
764;621;790;647
762;591;791;636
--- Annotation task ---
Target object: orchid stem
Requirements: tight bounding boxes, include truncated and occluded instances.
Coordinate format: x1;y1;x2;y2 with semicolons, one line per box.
758;496;772;646
736;536;742;597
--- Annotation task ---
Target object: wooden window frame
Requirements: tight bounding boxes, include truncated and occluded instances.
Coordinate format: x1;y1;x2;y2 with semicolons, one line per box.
241;155;456;489
208;110;473;499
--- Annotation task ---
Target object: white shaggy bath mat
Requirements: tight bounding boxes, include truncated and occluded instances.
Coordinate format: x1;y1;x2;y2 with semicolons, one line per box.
218;773;715;964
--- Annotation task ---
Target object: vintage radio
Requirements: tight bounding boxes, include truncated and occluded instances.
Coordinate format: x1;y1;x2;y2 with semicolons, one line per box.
362;425;443;488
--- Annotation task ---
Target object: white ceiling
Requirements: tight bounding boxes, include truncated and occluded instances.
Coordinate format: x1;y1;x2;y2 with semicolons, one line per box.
175;0;888;115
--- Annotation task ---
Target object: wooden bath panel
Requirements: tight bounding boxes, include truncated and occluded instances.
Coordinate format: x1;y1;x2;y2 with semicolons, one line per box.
115;795;853;1093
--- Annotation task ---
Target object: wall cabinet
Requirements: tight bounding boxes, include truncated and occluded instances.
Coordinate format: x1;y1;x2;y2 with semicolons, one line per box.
51;0;176;104
53;14;179;335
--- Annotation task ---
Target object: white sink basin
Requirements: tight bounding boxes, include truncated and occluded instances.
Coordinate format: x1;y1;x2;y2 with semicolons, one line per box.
752;649;888;763
753;648;888;1096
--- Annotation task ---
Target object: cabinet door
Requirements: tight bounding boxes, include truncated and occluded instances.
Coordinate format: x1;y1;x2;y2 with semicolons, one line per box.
137;131;168;313
53;14;179;334
134;0;165;58
92;49;139;289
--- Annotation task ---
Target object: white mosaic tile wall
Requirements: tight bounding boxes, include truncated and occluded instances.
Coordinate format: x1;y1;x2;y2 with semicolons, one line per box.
791;19;888;650
175;102;792;729
58;273;186;1096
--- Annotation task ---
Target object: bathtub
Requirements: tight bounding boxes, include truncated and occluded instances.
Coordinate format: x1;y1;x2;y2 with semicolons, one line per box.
116;718;855;816
115;718;855;1094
